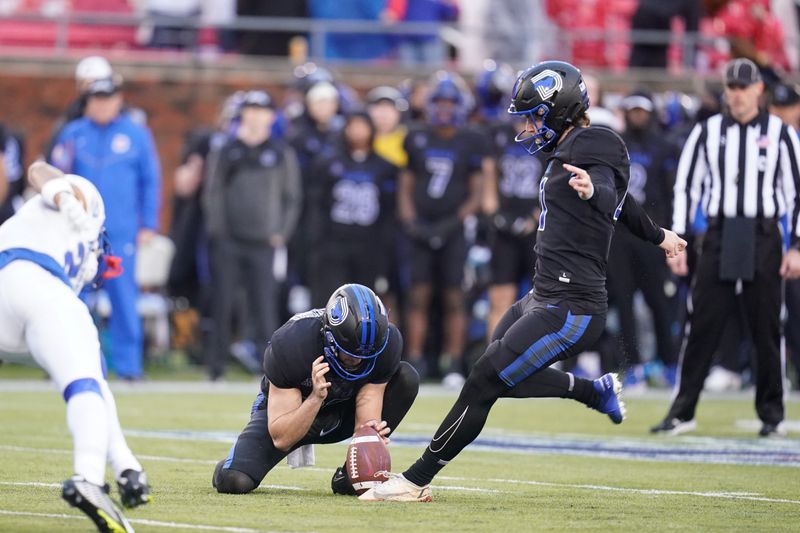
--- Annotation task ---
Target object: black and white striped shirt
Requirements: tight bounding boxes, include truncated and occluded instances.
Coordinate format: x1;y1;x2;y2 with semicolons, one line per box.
673;112;800;244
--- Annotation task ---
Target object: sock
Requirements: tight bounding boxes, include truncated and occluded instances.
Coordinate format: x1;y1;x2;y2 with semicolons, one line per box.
568;373;601;408
502;368;599;407
67;392;109;486
404;362;506;487
100;381;142;478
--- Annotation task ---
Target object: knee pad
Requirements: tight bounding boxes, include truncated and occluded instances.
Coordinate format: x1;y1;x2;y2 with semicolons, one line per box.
212;460;256;494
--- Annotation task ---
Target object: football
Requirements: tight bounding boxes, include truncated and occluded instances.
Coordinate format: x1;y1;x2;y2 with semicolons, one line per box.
346;425;391;495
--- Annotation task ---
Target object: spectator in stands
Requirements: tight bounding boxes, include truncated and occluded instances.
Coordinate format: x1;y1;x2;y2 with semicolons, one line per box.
308;0;391;61
629;0;701;69
236;0;308;56
202;90;302;381
50;76;161;381
307;110;398;305
138;0;201;49
607;91;681;392
385;0;458;66
708;0;789;82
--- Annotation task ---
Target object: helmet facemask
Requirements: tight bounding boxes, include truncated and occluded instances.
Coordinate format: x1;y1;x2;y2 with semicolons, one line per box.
509;103;559;154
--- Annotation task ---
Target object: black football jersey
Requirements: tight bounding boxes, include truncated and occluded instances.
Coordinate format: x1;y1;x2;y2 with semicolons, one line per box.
260;309;402;408
489;122;543;218
310;148;398;241
404;125;489;220
533;126;633;313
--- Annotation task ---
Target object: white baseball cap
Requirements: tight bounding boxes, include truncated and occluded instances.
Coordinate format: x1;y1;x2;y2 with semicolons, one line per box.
75;56;113;83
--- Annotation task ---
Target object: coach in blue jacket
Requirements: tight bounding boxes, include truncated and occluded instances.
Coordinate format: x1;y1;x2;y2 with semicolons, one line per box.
51;76;161;380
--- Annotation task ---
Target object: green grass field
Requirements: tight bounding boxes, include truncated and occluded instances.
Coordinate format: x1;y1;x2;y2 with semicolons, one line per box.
1;372;799;532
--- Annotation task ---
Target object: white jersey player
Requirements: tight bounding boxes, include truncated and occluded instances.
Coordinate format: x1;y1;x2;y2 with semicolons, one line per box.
0;162;149;533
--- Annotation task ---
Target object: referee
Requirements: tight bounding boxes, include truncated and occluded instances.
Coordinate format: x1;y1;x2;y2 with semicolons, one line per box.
652;58;800;437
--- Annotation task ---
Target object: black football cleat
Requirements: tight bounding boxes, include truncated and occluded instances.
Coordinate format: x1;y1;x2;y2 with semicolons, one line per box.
650;417;696;435
331;466;356;496
62;476;134;533
117;469;151;509
758;423;786;438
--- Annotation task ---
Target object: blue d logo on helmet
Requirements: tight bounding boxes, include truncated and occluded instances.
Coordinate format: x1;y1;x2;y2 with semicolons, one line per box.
531;70;563;101
508;61;589;155
327;295;348;326
323;284;390;381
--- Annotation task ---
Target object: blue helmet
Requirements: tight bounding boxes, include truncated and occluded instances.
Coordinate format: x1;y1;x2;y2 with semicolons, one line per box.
426;70;472;126
322;284;390;381
508;61;589;154
475;60;516;120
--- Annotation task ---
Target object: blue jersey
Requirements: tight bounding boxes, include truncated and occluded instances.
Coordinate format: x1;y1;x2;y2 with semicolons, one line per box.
50;114;161;240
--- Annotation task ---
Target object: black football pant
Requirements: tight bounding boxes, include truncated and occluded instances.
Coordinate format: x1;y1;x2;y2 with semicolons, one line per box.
403;292;606;487
607;227;678;368
666;222;784;425
213;361;419;494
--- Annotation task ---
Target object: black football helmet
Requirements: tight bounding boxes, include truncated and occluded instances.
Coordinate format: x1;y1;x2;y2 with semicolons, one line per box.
322;284;390;381
508;60;589;154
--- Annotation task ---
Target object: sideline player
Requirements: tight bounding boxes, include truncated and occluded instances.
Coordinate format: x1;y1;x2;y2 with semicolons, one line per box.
0;162;150;532
360;61;687;502
212;283;419;495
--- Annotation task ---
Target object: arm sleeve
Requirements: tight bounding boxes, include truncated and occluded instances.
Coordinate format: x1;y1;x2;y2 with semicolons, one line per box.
779;125;800;248
584;164;618;215
618;194;665;245
672;122;707;236
137;128;162;231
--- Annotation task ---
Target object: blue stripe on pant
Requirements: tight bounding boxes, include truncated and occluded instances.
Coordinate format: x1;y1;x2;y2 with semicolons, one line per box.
498;311;592;387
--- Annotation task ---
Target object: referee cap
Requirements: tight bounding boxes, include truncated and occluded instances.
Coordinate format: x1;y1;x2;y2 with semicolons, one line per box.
725;58;762;87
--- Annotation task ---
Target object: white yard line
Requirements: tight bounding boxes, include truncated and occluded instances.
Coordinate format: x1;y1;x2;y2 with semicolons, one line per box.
0;509;312;533
0;481;60;488
3;444;799;506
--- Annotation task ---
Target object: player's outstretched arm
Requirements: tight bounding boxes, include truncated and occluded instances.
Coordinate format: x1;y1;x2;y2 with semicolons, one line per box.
266;356;330;451
618;193;666;246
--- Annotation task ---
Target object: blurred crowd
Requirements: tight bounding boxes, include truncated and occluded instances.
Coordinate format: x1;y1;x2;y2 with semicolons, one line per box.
1;1;799;74
3;49;800;395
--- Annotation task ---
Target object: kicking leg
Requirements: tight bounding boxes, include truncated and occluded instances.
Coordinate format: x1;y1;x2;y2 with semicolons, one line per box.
360;298;606;501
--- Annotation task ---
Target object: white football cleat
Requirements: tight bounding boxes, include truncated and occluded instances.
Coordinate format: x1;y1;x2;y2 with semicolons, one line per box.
358;473;432;502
